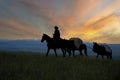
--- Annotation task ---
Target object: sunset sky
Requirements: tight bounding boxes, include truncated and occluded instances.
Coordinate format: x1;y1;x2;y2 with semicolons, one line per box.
0;0;120;44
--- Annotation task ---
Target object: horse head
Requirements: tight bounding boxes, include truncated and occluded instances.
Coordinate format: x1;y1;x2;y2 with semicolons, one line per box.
93;42;106;53
41;34;47;42
92;42;99;52
41;34;52;43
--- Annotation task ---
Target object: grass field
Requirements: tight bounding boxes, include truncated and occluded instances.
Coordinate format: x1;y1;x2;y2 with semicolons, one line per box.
0;52;120;80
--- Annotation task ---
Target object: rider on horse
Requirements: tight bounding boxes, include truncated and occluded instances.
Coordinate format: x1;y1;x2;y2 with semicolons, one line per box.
53;26;61;41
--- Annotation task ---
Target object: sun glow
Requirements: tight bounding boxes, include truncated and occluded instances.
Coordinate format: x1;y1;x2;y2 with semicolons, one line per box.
0;0;120;43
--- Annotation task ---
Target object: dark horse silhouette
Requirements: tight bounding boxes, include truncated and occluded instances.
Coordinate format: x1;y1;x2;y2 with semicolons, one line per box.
41;34;87;57
41;34;66;57
65;38;87;57
92;42;112;59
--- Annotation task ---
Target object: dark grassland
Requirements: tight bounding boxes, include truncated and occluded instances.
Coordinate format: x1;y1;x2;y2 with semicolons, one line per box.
0;52;120;80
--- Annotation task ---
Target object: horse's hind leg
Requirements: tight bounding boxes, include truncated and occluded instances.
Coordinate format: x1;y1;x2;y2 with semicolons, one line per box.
54;49;57;57
66;49;71;56
109;53;112;60
106;55;109;59
46;48;50;56
72;50;75;57
79;49;83;56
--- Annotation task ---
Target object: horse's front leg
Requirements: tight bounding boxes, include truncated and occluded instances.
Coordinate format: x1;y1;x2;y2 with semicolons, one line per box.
46;48;50;56
102;55;104;59
54;49;57;57
72;50;75;57
61;48;65;57
67;49;71;56
106;55;109;59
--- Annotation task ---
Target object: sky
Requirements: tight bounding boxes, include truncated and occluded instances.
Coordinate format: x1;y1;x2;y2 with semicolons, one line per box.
0;0;120;44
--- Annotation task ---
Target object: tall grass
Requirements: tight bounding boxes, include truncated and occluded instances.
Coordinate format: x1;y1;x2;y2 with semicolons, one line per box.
0;52;120;80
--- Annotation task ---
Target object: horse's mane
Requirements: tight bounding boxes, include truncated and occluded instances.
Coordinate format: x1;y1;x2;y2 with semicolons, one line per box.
43;34;51;38
93;42;112;53
93;42;99;45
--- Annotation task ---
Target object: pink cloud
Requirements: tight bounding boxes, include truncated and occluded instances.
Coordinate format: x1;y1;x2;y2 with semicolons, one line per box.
1;0;120;43
0;18;41;39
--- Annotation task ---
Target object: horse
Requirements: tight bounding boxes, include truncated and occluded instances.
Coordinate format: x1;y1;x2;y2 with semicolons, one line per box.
92;42;112;59
41;34;66;57
65;38;88;57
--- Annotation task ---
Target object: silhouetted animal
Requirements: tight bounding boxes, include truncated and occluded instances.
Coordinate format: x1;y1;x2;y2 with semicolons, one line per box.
41;34;66;57
92;42;112;59
65;38;87;56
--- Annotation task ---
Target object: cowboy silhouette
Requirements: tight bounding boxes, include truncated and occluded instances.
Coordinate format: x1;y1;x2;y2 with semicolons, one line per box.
53;26;60;40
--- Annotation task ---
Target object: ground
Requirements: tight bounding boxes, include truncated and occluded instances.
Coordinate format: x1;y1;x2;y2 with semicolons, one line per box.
0;51;120;80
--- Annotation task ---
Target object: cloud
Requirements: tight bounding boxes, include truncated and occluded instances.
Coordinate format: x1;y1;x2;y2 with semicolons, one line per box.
83;14;120;43
18;0;120;44
0;0;120;43
0;18;41;39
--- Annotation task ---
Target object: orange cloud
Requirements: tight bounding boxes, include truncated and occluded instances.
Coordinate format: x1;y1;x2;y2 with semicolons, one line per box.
1;0;120;43
61;13;120;44
0;19;41;39
84;14;120;43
